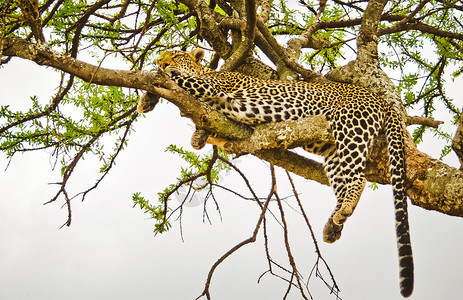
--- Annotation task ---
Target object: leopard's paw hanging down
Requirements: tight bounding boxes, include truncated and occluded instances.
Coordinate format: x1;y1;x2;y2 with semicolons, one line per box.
190;127;210;150
156;48;414;297
137;92;159;114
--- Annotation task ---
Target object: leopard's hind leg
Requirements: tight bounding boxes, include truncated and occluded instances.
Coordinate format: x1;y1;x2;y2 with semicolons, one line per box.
322;151;347;243
322;107;381;242
303;143;345;243
322;142;368;242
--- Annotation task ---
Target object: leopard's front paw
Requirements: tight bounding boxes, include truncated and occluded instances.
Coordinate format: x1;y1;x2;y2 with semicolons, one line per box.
191;128;210;150
137;92;160;114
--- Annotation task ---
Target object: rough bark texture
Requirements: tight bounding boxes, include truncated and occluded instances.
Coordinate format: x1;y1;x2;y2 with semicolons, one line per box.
452;112;463;170
406;137;463;216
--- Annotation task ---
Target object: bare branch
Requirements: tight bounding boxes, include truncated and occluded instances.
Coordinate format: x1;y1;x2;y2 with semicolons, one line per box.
180;0;232;58
274;176;309;299
286;171;341;296
379;18;463;41
356;0;388;61
406;116;444;128
73;116;137;202
256;19;325;81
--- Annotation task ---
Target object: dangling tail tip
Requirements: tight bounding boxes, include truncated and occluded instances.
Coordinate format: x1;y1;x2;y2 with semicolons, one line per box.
400;282;413;298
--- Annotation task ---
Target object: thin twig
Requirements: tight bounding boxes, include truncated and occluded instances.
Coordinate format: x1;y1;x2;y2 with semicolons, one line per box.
274;167;309;300
286;171;341;297
196;163;275;300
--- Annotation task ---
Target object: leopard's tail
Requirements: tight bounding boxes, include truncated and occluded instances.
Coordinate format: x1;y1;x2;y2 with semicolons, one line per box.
384;109;414;298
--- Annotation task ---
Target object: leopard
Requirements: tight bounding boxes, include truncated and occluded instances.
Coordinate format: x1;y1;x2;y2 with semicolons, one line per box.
154;48;414;298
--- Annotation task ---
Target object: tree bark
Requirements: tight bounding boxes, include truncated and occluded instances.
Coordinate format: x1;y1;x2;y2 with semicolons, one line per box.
452;112;463;170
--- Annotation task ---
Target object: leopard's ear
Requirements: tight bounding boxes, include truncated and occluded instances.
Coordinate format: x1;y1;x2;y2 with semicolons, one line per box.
190;48;205;64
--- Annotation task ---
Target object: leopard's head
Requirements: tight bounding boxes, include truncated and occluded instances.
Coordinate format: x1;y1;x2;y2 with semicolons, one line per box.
156;48;207;77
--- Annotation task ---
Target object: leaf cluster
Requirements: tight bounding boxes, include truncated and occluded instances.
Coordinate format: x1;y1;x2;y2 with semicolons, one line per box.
379;0;462;146
132;145;231;234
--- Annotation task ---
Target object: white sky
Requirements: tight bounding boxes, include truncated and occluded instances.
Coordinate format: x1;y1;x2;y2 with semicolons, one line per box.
0;54;462;300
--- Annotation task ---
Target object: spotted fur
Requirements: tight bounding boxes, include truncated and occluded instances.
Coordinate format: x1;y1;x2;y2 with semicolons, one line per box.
156;48;414;297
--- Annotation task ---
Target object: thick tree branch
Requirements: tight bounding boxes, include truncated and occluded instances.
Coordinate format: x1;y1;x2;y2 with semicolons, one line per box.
3;37;156;90
255;149;329;186
405;136;463;216
220;0;256;71
2;37;251;138
286;22;330;59
216;116;333;155
212;116;463;217
180;0;232;58
356;0;388;61
18;0;45;43
256;19;325;81
214;15;284;77
258;0;271;23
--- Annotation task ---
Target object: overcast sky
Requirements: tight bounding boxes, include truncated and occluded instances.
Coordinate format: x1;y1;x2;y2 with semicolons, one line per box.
1;53;462;300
